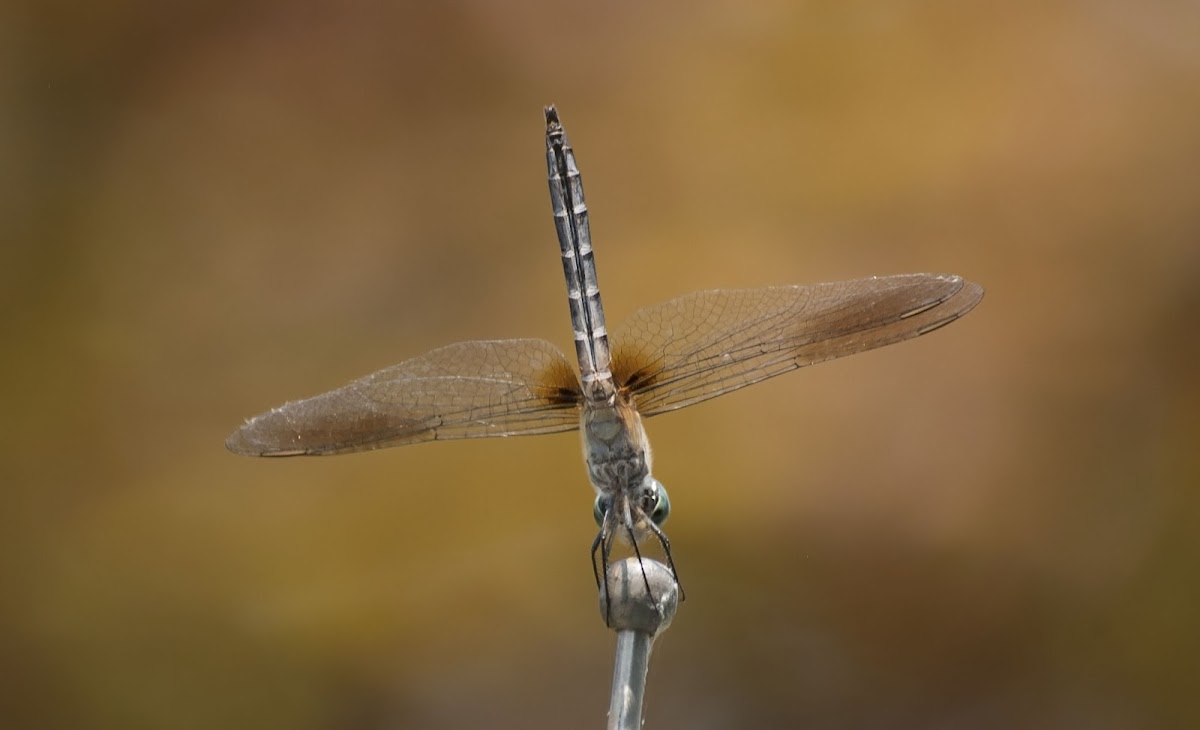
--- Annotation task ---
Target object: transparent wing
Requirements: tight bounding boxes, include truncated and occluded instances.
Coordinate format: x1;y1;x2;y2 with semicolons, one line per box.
611;274;983;416
226;339;583;456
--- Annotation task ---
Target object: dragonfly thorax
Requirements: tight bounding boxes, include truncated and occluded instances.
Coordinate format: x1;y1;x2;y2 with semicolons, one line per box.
581;398;654;493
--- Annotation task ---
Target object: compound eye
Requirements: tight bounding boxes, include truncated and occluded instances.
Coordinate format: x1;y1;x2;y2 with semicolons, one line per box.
593;494;612;527
649;481;671;525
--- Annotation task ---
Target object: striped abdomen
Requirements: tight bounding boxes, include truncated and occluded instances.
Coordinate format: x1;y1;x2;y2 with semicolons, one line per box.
545;106;613;402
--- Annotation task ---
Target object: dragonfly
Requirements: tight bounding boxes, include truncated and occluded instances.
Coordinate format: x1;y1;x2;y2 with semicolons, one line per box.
227;106;984;608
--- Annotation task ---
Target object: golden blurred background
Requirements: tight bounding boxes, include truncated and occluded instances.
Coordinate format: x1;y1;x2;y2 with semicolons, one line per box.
4;1;1198;728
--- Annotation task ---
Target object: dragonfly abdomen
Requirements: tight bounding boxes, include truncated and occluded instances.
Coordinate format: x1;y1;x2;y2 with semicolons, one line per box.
546;106;614;401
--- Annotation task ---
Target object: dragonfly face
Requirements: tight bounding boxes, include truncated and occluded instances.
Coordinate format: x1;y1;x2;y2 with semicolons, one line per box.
593;481;670;531
227;106;983;606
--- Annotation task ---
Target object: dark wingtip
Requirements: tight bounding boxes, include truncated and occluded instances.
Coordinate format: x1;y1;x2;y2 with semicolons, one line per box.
224;417;276;457
225;423;260;456
225;410;317;457
964;279;985;303
913;275;985;335
544;105;560;130
225;424;306;457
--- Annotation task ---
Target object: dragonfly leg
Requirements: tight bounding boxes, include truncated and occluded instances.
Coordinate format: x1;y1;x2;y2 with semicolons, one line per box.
591;522;618;624
590;529;605;591
644;519;685;602
625;522;656;598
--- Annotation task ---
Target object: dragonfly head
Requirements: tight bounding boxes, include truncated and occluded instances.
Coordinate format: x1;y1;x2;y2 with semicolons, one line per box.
593;478;671;528
647;479;671;525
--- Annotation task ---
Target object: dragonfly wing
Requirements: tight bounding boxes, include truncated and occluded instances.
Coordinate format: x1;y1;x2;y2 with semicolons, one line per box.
227;338;583;456
611;273;983;417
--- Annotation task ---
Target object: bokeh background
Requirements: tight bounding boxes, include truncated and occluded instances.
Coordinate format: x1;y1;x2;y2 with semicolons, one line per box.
4;1;1199;728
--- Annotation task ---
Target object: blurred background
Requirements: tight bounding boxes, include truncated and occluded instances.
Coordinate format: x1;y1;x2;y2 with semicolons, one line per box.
4;1;1198;728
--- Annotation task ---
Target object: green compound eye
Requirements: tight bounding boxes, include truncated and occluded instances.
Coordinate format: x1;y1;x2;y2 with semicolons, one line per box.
593;494;612;527
593;483;670;527
649;481;670;525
